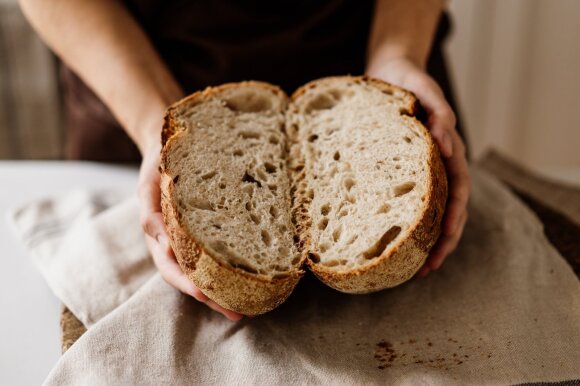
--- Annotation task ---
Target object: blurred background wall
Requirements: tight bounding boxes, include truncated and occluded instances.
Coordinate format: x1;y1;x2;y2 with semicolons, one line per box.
446;0;580;180
0;0;578;177
0;0;62;159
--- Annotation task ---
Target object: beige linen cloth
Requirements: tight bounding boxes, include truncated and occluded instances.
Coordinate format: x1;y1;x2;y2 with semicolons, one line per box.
10;167;580;385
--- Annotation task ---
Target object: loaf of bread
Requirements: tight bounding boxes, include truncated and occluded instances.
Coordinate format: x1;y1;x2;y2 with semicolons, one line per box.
160;76;447;315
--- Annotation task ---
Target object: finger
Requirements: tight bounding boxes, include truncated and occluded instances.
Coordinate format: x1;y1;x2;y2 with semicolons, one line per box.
204;299;244;321
411;83;455;158
416;265;431;278
428;108;455;158
443;178;469;236
429;211;468;270
141;211;169;244
146;236;244;321
138;172;162;216
443;135;470;236
146;235;204;299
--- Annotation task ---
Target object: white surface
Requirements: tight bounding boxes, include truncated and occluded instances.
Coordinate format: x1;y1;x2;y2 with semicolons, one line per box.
447;0;580;170
0;161;138;386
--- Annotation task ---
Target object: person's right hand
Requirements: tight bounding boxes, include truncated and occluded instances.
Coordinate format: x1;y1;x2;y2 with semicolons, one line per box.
138;130;243;321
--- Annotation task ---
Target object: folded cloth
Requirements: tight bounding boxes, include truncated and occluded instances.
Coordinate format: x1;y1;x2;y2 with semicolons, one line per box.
10;168;580;385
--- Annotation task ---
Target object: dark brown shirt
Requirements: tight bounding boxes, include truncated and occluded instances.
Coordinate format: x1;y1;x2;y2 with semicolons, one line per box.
61;1;459;162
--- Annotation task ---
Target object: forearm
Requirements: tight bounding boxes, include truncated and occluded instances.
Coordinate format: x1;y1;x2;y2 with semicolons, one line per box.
366;0;445;72
19;0;183;153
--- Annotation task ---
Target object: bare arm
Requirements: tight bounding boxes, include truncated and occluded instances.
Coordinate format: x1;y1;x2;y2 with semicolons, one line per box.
366;0;471;276
19;0;242;320
367;0;444;71
19;0;181;153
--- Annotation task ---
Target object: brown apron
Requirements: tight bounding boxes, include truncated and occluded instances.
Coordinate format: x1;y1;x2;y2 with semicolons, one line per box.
60;0;464;163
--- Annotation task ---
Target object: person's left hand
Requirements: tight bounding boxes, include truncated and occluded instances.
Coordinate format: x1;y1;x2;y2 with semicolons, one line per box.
367;57;471;277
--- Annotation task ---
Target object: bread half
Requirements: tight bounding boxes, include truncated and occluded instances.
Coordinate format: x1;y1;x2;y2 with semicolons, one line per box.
160;76;447;314
161;82;304;315
288;77;447;293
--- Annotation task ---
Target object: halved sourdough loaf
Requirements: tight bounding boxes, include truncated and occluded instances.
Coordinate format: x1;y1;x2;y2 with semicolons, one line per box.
160;76;447;315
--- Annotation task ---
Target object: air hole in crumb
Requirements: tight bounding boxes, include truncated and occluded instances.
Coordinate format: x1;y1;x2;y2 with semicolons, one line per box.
294;164;304;172
233;263;258;274
321;204;331;216
242;171;262;187
393;156;401;161
318;218;329;230
382;89;394;96
219;182;226;189
245;202;252;211
347;235;358;245
201;171;217;180
376;203;391;214
333;151;341;161
394;182;416;197
338;209;348;219
291;255;301;265
224;92;272;113
345;194;356;204
212;224;222;230
264;162;276;174
403;136;412;143
308;134;319;142
242;185;254;196
261;230;271;246
323;260;339;267
233;149;244;156
256;169;268;181
239;131;261;140
344;178;355;191
363;226;402;259
268;135;279;145
308;253;321;263
268;184;277;195
278;224;287;233
332;226;342;242
319;243;329;253
250;213;260;225
189;198;214;211
328;89;347;100
269;206;279;218
395;165;401;170
305;93;337;113
172;175;180;184
399;107;412;116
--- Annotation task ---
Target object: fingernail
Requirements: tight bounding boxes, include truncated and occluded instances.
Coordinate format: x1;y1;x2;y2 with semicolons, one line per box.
229;314;244;321
156;234;168;248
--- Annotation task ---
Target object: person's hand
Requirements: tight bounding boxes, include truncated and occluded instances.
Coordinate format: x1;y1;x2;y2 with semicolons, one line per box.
367;57;471;277
138;130;243;321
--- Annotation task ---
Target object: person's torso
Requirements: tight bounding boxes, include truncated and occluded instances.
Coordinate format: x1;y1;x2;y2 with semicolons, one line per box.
123;0;375;93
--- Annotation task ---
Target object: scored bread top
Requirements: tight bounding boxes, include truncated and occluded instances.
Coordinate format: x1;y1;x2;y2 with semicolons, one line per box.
160;76;447;314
